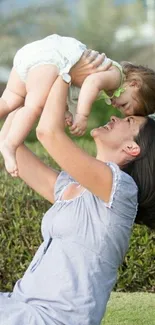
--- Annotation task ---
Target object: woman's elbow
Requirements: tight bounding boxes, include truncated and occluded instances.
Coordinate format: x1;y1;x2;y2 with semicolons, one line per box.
36;127;45;144
36;127;54;143
36;127;43;140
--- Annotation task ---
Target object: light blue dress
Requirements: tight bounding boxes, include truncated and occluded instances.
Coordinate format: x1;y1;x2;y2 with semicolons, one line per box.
0;163;138;325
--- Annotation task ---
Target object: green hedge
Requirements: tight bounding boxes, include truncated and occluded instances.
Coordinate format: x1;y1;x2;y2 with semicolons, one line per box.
116;226;155;292
0;103;154;292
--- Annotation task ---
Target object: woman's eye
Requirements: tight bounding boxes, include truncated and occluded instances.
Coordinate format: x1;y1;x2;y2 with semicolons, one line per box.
128;117;133;123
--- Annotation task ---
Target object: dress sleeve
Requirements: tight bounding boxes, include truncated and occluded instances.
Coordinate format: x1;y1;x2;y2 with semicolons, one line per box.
106;162;138;225
54;171;74;201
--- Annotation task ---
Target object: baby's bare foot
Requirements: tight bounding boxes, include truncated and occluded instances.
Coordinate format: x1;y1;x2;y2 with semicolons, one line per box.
0;142;18;177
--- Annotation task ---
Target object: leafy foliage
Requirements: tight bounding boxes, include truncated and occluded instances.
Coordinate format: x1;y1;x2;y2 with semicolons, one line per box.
116;225;155;292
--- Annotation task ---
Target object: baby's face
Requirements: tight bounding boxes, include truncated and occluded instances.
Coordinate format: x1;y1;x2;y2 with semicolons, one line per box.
111;83;143;116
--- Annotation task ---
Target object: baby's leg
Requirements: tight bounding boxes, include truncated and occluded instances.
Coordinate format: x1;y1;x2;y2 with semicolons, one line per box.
1;64;58;177
0;68;26;118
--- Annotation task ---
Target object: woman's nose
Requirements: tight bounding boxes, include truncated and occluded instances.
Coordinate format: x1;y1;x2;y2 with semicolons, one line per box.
110;116;120;123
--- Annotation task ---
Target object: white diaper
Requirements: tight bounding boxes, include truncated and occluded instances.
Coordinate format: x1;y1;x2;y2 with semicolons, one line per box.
13;34;86;82
13;34;116;116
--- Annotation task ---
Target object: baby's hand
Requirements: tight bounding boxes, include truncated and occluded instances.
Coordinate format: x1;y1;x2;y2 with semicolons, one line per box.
65;110;73;127
69;113;88;136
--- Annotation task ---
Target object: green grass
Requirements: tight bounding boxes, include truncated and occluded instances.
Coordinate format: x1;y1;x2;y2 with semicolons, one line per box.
102;292;155;325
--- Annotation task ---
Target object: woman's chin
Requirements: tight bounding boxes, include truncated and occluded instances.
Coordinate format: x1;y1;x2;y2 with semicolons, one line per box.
90;128;98;138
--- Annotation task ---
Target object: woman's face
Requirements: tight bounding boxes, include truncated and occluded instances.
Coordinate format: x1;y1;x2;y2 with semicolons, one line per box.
91;116;146;150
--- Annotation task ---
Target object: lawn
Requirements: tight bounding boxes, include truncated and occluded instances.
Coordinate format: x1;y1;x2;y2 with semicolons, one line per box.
102;292;155;325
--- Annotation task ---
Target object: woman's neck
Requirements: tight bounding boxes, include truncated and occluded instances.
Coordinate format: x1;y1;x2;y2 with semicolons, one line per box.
96;150;124;167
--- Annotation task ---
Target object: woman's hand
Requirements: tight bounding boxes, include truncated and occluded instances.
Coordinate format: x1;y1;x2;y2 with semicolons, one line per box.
70;50;112;87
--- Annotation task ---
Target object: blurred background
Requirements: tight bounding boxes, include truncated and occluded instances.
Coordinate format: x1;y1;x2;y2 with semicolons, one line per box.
0;0;155;94
0;0;155;136
0;0;155;293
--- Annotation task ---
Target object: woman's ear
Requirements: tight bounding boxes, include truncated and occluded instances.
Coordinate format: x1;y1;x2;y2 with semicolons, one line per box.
123;141;140;158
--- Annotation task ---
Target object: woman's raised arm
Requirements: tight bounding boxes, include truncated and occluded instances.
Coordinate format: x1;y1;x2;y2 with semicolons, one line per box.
0;110;59;203
37;76;113;203
16;145;59;203
0;51;112;203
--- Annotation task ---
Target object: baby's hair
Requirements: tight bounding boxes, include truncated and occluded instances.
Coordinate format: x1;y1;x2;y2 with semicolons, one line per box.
121;62;155;116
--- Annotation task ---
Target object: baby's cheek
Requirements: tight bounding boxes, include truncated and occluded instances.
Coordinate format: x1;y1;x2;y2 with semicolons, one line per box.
117;107;129;117
124;107;134;116
124;110;131;116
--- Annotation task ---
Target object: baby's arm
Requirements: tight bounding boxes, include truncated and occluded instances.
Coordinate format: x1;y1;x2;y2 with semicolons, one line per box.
70;67;121;136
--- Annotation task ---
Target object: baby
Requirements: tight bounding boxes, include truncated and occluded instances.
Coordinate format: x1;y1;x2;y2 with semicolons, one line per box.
0;34;155;177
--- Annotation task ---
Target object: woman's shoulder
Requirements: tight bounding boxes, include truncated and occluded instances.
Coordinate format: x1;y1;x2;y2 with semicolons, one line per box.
107;161;137;185
106;162;138;208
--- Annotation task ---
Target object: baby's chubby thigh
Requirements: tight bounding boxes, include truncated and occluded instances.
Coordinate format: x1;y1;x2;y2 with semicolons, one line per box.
25;64;59;113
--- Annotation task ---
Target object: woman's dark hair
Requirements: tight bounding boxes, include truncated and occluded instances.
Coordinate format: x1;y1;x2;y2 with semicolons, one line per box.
123;117;155;229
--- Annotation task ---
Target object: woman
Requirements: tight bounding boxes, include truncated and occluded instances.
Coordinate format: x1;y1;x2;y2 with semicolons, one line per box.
0;52;155;325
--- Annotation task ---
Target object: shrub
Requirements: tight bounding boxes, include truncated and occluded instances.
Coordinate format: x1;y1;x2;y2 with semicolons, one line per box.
116;225;155;292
